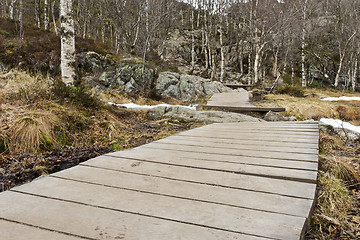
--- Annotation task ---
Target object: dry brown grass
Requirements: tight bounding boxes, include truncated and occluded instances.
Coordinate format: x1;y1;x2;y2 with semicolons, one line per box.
6;111;57;153
320;155;360;189
320;133;347;152
307;171;355;239
0;70;51;105
255;89;360;125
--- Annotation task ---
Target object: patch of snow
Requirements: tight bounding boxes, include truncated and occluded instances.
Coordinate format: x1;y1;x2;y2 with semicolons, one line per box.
321;96;360;101
108;102;197;111
320;118;360;134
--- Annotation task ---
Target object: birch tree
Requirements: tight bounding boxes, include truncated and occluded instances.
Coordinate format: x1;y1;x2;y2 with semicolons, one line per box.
60;0;75;85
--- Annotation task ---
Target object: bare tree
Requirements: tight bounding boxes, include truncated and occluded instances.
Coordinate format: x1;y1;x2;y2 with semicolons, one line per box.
60;0;75;85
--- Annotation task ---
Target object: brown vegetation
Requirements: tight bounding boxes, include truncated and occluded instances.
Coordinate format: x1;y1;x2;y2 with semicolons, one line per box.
0;70;201;191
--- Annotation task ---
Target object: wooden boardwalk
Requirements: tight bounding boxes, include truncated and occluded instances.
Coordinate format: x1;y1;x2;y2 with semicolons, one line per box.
201;91;285;112
0;122;319;240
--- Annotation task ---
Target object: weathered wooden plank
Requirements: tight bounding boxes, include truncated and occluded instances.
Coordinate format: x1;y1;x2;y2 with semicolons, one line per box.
168;135;319;149
0;220;83;240
187;128;319;139
179;131;319;144
145;143;318;162
12;177;306;240
197;126;319;135
202;105;286;112
158;136;319;154
213;122;319;128
52;165;314;217
108;148;318;171
166;134;318;150
82;156;317;199
106;150;317;183
0;191;256;240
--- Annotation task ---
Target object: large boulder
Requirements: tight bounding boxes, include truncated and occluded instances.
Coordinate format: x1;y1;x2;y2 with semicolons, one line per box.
89;62;155;94
148;106;263;123
264;111;297;122
156;72;231;101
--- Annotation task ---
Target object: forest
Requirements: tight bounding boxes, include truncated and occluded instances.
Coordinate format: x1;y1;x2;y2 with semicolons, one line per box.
1;0;360;91
0;1;360;239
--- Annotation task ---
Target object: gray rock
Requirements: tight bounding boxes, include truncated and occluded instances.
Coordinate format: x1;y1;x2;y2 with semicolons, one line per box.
0;62;6;74
148;106;263;123
264;111;297;122
125;78;136;93
319;121;360;141
155;72;231;101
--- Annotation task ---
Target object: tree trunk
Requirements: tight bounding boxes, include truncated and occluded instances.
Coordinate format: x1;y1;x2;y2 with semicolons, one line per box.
191;4;196;71
2;0;7;18
334;56;344;87
219;0;225;82
52;0;58;35
19;0;23;40
9;0;15;20
352;58;358;92
35;0;41;28
60;0;76;85
44;0;50;30
301;1;307;87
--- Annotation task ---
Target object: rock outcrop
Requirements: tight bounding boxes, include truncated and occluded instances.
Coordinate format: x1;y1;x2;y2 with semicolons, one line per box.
148;106;263;123
155;72;231;101
264;111;297;122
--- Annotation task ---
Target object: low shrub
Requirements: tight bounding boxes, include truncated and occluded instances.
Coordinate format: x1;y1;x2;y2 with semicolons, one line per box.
277;85;305;97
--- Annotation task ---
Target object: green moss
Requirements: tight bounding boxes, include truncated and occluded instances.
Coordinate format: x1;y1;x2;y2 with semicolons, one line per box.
0;137;9;154
54;125;70;146
111;143;123;151
39;130;55;151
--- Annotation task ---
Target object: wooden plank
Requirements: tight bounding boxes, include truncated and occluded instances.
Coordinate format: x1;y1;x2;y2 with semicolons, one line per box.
166;135;319;151
82;156;317;199
12;177;306;240
145;143;318;162
0;191;256;240
106;149;317;183
198;126;319;134
0;219;83;240
202;105;286;112
160;136;319;154
52;165;314;217
188;128;319;139
213;122;319;128
179;131;319;144
107;147;318;171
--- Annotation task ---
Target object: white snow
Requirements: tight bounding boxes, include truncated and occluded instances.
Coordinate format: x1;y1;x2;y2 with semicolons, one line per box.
321;96;360;101
108;102;197;111
320;118;360;134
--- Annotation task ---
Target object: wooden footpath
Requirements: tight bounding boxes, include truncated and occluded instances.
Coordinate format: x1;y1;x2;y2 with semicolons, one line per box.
200;91;285;113
0;121;319;240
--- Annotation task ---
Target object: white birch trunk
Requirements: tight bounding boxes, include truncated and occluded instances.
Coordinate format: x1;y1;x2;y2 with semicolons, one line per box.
60;0;75;85
52;0;58;35
9;0;15;20
219;0;225;82
191;3;196;71
301;1;307;88
352;58;358;92
19;0;23;40
2;0;7;18
44;0;49;30
334;57;344;88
